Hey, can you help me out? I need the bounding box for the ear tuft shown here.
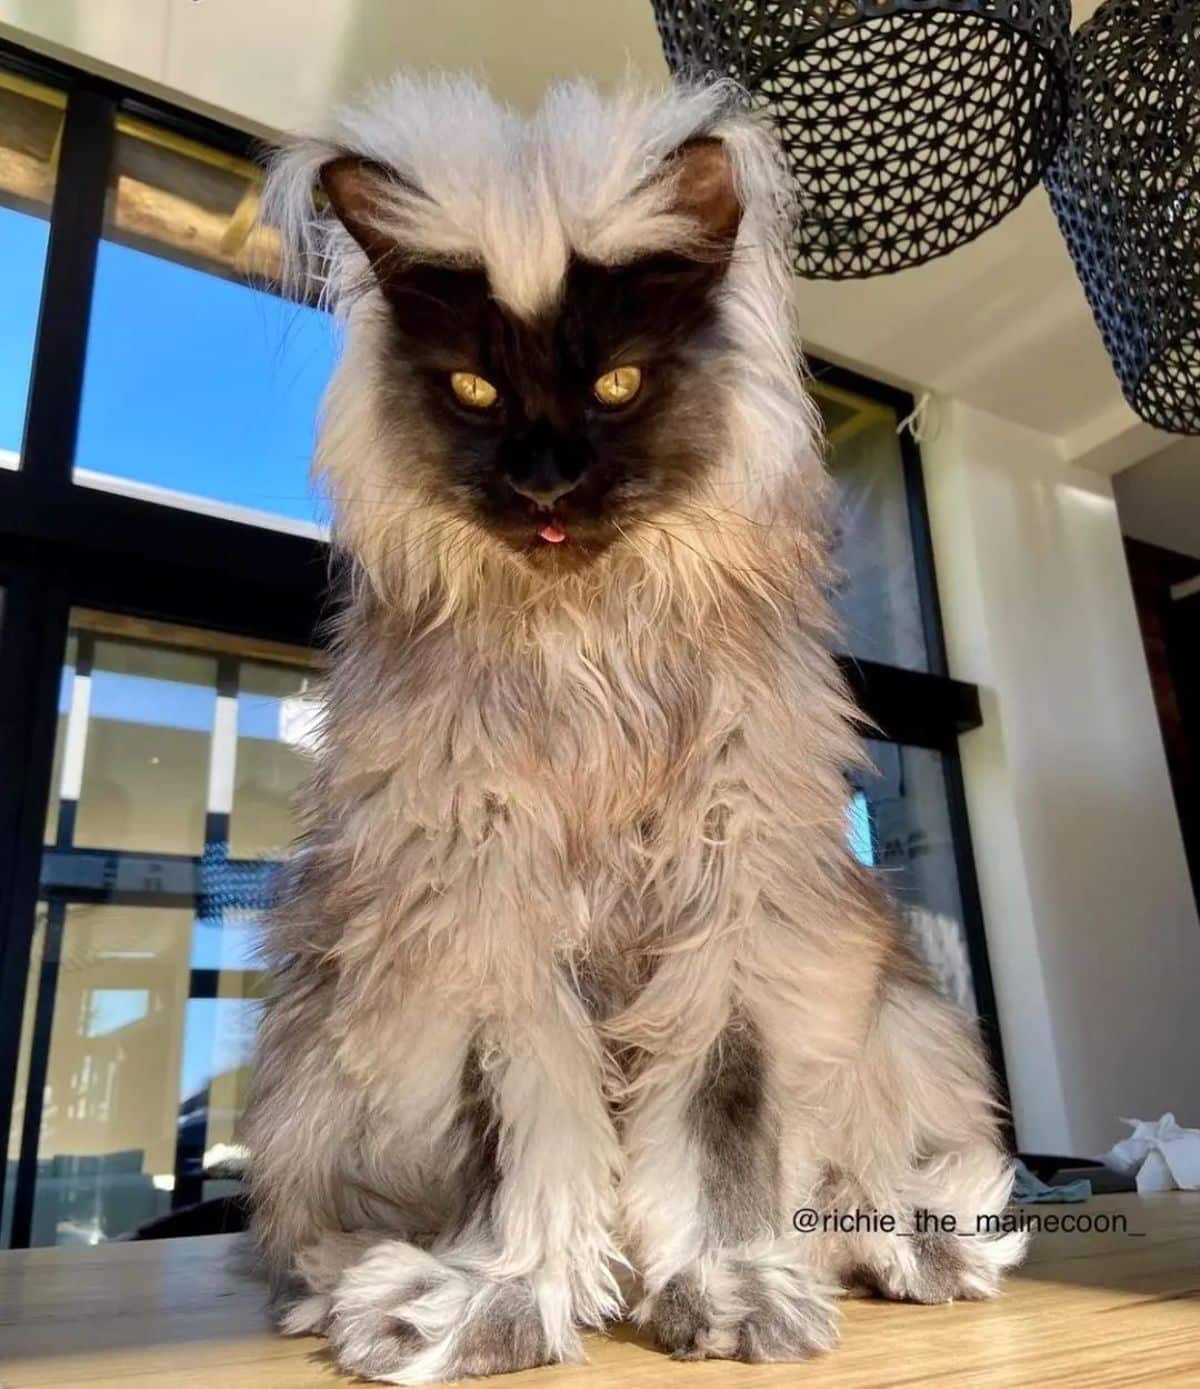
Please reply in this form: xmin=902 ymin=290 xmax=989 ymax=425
xmin=319 ymin=156 xmax=406 ymax=272
xmin=664 ymin=137 xmax=742 ymax=260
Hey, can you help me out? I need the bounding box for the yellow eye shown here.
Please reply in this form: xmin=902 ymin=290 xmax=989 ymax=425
xmin=450 ymin=371 xmax=499 ymax=409
xmin=593 ymin=365 xmax=643 ymax=407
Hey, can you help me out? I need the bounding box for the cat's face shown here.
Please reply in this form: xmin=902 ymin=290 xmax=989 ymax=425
xmin=321 ymin=142 xmax=742 ymax=567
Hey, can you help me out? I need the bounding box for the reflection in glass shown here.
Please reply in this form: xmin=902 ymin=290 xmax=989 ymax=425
xmin=181 ymin=987 xmax=262 ymax=1206
xmin=0 ymin=72 xmax=62 ymax=469
xmin=231 ymin=661 xmax=317 ymax=858
xmin=853 ymin=740 xmax=977 ymax=1014
xmin=10 ymin=612 xmax=315 ymax=1246
xmin=815 ymin=381 xmax=928 ymax=672
xmin=73 ymin=118 xmax=335 ymax=529
xmin=67 ymin=637 xmax=217 ymax=855
xmin=22 ymin=905 xmax=193 ymax=1246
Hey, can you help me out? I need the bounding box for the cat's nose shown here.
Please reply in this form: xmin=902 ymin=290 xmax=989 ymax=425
xmin=505 ymin=457 xmax=582 ymax=508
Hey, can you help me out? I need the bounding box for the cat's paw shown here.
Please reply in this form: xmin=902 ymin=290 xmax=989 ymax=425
xmin=326 ymin=1240 xmax=564 ymax=1384
xmin=861 ymin=1226 xmax=1029 ymax=1304
xmin=643 ymin=1256 xmax=839 ymax=1363
xmin=276 ymin=1230 xmax=383 ymax=1337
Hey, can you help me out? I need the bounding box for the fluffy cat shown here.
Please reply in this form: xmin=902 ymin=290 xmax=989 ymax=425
xmin=243 ymin=74 xmax=1024 ymax=1384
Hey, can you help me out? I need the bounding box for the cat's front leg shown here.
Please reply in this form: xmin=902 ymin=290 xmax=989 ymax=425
xmin=621 ymin=958 xmax=1024 ymax=1366
xmin=620 ymin=1002 xmax=840 ymax=1363
xmin=324 ymin=976 xmax=624 ymax=1385
xmin=814 ymin=967 xmax=1028 ymax=1306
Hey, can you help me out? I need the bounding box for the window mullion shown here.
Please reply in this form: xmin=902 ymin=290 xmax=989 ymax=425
xmin=0 ymin=571 xmax=70 ymax=1238
xmin=20 ymin=85 xmax=116 ymax=489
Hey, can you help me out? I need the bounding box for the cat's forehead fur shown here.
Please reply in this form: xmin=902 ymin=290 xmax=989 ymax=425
xmin=271 ymin=75 xmax=783 ymax=320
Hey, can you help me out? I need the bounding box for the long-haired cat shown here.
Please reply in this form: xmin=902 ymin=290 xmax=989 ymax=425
xmin=243 ymin=75 xmax=1024 ymax=1384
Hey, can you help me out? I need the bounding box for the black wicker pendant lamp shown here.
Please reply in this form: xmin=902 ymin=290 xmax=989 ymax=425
xmin=1045 ymin=1 xmax=1200 ymax=436
xmin=650 ymin=0 xmax=1073 ymax=280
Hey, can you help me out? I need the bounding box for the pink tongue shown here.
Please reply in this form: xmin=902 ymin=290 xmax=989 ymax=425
xmin=539 ymin=523 xmax=567 ymax=544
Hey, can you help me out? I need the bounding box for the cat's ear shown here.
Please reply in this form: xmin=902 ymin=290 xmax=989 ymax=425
xmin=319 ymin=156 xmax=488 ymax=348
xmin=597 ymin=136 xmax=743 ymax=318
xmin=662 ymin=136 xmax=743 ymax=264
xmin=587 ymin=137 xmax=743 ymax=327
xmin=319 ymin=155 xmax=414 ymax=278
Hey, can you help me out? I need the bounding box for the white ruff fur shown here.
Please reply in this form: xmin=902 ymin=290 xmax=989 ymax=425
xmin=244 ymin=74 xmax=1024 ymax=1385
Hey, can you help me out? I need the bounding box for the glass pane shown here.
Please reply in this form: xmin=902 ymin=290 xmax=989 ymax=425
xmin=12 ymin=611 xmax=316 ymax=1247
xmin=73 ymin=116 xmax=335 ymax=530
xmin=816 ymin=380 xmax=928 ymax=671
xmin=181 ymin=975 xmax=263 ymax=1205
xmin=852 ymin=740 xmax=977 ymax=1015
xmin=0 ymin=71 xmax=62 ymax=470
xmin=40 ymin=631 xmax=76 ymax=841
xmin=45 ymin=631 xmax=218 ymax=855
xmin=24 ymin=903 xmax=192 ymax=1246
xmin=230 ymin=660 xmax=317 ymax=858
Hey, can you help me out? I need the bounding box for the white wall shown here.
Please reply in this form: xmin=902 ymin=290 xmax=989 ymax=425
xmin=923 ymin=400 xmax=1200 ymax=1155
xmin=0 ymin=0 xmax=668 ymax=134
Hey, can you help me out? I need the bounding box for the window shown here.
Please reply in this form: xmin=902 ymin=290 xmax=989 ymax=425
xmin=853 ymin=740 xmax=978 ymax=1015
xmin=0 ymin=42 xmax=1006 ymax=1248
xmin=73 ymin=119 xmax=335 ymax=532
xmin=815 ymin=378 xmax=929 ymax=672
xmin=8 ymin=611 xmax=314 ymax=1246
xmin=0 ymin=72 xmax=61 ymax=470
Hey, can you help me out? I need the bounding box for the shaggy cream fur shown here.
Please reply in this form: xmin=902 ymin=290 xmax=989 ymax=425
xmin=243 ymin=74 xmax=1024 ymax=1385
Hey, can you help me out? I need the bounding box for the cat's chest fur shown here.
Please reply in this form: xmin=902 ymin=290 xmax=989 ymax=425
xmin=327 ymin=606 xmax=750 ymax=851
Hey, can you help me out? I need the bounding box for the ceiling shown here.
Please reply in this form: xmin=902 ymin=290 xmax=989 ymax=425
xmin=0 ymin=0 xmax=1185 ymax=476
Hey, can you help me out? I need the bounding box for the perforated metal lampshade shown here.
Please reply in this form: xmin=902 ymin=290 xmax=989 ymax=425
xmin=1045 ymin=0 xmax=1200 ymax=436
xmin=650 ymin=0 xmax=1073 ymax=280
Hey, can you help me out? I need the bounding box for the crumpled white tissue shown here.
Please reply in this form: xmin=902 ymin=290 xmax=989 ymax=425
xmin=1100 ymin=1114 xmax=1200 ymax=1192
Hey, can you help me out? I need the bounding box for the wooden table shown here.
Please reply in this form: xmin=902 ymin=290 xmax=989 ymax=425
xmin=1 ymin=1193 xmax=1198 ymax=1387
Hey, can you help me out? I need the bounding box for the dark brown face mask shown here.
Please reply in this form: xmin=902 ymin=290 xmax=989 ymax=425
xmin=318 ymin=139 xmax=743 ymax=565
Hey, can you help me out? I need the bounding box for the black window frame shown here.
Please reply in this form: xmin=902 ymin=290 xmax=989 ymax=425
xmin=0 ymin=37 xmax=1009 ymax=1246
